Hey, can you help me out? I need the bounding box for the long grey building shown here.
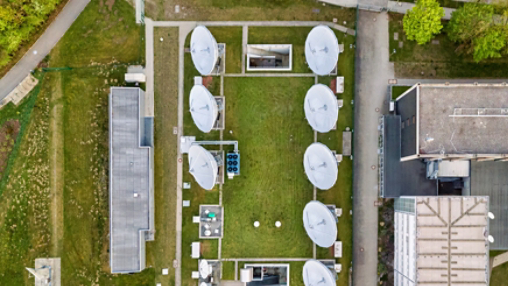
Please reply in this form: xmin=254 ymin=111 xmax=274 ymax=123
xmin=380 ymin=83 xmax=508 ymax=250
xmin=109 ymin=87 xmax=154 ymax=273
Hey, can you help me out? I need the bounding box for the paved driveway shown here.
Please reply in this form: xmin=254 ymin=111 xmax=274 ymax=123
xmin=352 ymin=10 xmax=394 ymax=286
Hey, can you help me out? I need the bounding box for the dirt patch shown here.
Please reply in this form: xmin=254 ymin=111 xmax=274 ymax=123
xmin=378 ymin=199 xmax=395 ymax=286
xmin=329 ymin=78 xmax=336 ymax=93
xmin=0 ymin=120 xmax=20 ymax=178
xmin=106 ymin=0 xmax=115 ymax=11
xmin=201 ymin=240 xmax=211 ymax=255
xmin=203 ymin=76 xmax=213 ymax=88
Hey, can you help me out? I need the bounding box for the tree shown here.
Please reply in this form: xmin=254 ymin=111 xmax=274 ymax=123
xmin=447 ymin=3 xmax=494 ymax=44
xmin=473 ymin=27 xmax=507 ymax=62
xmin=403 ymin=0 xmax=445 ymax=45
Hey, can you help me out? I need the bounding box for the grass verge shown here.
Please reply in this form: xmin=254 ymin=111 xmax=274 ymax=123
xmin=145 ymin=26 xmax=180 ymax=286
xmin=146 ymin=0 xmax=355 ymax=26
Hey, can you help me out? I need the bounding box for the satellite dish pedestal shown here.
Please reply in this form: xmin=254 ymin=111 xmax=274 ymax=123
xmin=26 ymin=265 xmax=51 ymax=285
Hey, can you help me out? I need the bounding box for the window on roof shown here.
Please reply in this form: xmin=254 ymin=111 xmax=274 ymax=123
xmin=401 ymin=121 xmax=404 ymax=129
xmin=413 ymin=116 xmax=415 ymax=124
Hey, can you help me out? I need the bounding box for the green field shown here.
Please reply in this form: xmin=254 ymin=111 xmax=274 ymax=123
xmin=182 ymin=27 xmax=355 ymax=286
xmin=145 ymin=0 xmax=356 ymax=26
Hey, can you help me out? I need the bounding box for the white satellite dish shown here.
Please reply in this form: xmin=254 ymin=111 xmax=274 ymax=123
xmin=199 ymin=259 xmax=211 ymax=278
xmin=304 ymin=143 xmax=338 ymax=190
xmin=303 ymin=201 xmax=337 ymax=247
xmin=488 ymin=212 xmax=495 ymax=219
xmin=488 ymin=235 xmax=495 ymax=243
xmin=304 ymin=84 xmax=338 ymax=133
xmin=190 ymin=85 xmax=218 ymax=133
xmin=305 ymin=25 xmax=339 ymax=76
xmin=191 ymin=26 xmax=219 ymax=75
xmin=189 ymin=145 xmax=218 ymax=190
xmin=303 ymin=260 xmax=336 ymax=286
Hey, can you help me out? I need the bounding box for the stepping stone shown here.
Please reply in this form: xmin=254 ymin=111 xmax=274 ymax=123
xmin=175 ymin=5 xmax=180 ymax=13
xmin=399 ymin=41 xmax=403 ymax=48
xmin=432 ymin=40 xmax=440 ymax=45
xmin=394 ymin=32 xmax=399 ymax=41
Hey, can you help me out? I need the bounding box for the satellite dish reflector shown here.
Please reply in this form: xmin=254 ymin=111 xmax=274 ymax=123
xmin=191 ymin=26 xmax=219 ymax=75
xmin=304 ymin=84 xmax=338 ymax=133
xmin=189 ymin=145 xmax=218 ymax=190
xmin=305 ymin=25 xmax=339 ymax=76
xmin=303 ymin=201 xmax=337 ymax=247
xmin=304 ymin=143 xmax=338 ymax=190
xmin=488 ymin=212 xmax=495 ymax=219
xmin=199 ymin=260 xmax=211 ymax=278
xmin=303 ymin=260 xmax=336 ymax=286
xmin=190 ymin=85 xmax=218 ymax=133
xmin=489 ymin=235 xmax=495 ymax=243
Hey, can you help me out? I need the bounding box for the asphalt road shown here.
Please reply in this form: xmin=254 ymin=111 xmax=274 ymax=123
xmin=352 ymin=10 xmax=394 ymax=286
xmin=0 ymin=0 xmax=91 ymax=100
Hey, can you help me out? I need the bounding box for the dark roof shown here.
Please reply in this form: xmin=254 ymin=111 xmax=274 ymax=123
xmin=395 ymin=88 xmax=417 ymax=158
xmin=471 ymin=161 xmax=508 ymax=250
xmin=382 ymin=115 xmax=437 ymax=198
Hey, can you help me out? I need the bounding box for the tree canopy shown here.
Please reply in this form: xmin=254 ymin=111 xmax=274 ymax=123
xmin=446 ymin=3 xmax=508 ymax=62
xmin=403 ymin=0 xmax=445 ymax=45
xmin=447 ymin=3 xmax=494 ymax=44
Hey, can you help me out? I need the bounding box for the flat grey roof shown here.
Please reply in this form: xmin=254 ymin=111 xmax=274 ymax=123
xmin=382 ymin=115 xmax=437 ymax=198
xmin=109 ymin=87 xmax=153 ymax=273
xmin=471 ymin=161 xmax=508 ymax=250
xmin=417 ymin=84 xmax=508 ymax=155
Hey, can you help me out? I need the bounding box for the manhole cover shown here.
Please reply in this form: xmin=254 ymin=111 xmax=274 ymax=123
xmin=371 ymin=165 xmax=376 ymax=170
xmin=360 ymin=247 xmax=364 ymax=252
xmin=375 ymin=108 xmax=380 ymax=112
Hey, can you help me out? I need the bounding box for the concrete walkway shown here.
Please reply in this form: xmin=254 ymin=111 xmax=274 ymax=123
xmin=395 ymin=78 xmax=508 ymax=85
xmin=493 ymin=251 xmax=508 ymax=268
xmin=387 ymin=1 xmax=455 ymax=20
xmin=320 ymin=0 xmax=455 ymax=19
xmin=0 ymin=0 xmax=91 ymax=100
xmin=352 ymin=11 xmax=394 ymax=286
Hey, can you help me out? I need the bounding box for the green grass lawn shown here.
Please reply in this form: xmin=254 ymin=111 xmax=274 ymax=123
xmin=182 ymin=26 xmax=355 ymax=286
xmin=391 ymin=86 xmax=411 ymax=100
xmin=389 ymin=13 xmax=508 ymax=78
xmin=220 ymin=76 xmax=315 ymax=258
xmin=146 ymin=0 xmax=356 ymax=26
xmin=490 ymin=251 xmax=508 ymax=285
